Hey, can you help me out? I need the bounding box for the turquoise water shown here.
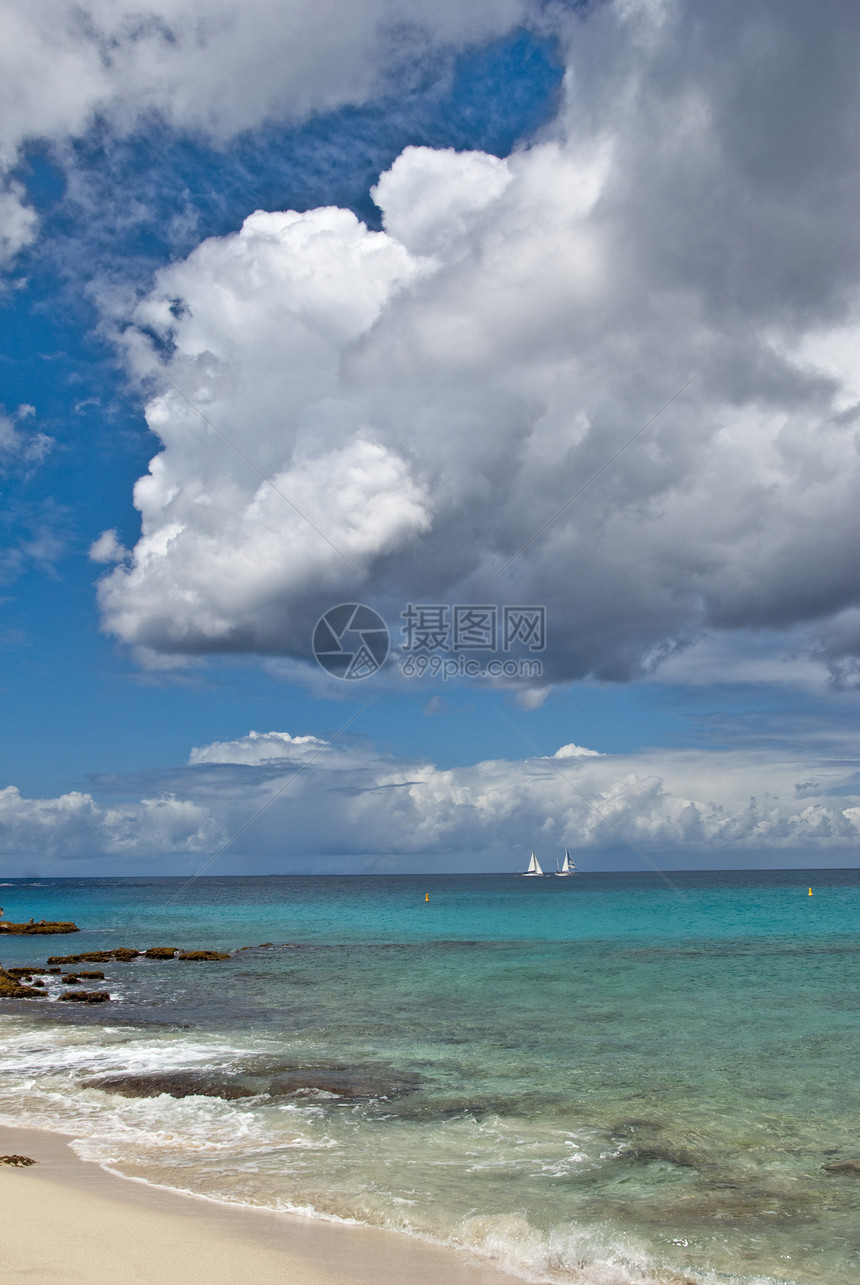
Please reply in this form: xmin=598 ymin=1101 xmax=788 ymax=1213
xmin=1 ymin=872 xmax=859 ymax=1284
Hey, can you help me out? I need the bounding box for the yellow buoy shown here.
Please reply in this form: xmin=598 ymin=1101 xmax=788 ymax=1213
xmin=425 ymin=892 xmax=430 ymax=903
xmin=808 ymin=887 xmax=813 ymax=896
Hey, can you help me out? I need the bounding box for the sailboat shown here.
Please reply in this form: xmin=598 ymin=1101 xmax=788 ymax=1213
xmin=521 ymin=851 xmax=544 ymax=877
xmin=555 ymin=848 xmax=577 ymax=877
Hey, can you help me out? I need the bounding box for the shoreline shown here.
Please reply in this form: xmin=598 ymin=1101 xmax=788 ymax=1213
xmin=0 ymin=1123 xmax=519 ymax=1285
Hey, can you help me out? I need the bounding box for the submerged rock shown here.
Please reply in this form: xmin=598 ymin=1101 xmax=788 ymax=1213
xmin=267 ymin=1065 xmax=423 ymax=1101
xmin=625 ymin=1145 xmax=700 ymax=1169
xmin=85 ymin=1062 xmax=423 ymax=1103
xmin=75 ymin=970 xmax=105 ymax=979
xmin=823 ymin=1158 xmax=860 ymax=1174
xmin=84 ymin=1072 xmax=257 ymax=1100
xmin=177 ymin=950 xmax=230 ymax=961
xmin=58 ymin=990 xmax=110 ymax=1003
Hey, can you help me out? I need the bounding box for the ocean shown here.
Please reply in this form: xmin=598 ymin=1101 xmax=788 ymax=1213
xmin=1 ymin=871 xmax=858 ymax=1284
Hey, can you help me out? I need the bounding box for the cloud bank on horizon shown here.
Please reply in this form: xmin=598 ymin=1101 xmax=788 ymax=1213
xmin=5 ymin=729 xmax=858 ymax=878
xmin=1 ymin=729 xmax=859 ymax=871
xmin=68 ymin=0 xmax=860 ymax=687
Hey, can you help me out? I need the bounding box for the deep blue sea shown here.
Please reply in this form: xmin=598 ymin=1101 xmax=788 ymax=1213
xmin=1 ymin=871 xmax=859 ymax=1284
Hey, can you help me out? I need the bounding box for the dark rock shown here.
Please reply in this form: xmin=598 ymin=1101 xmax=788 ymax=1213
xmin=76 ymin=970 xmax=105 ymax=979
xmin=0 ymin=921 xmax=79 ymax=935
xmin=6 ymin=966 xmax=38 ymax=977
xmin=144 ymin=947 xmax=179 ymax=959
xmin=47 ymin=967 xmax=61 ymax=974
xmin=177 ymin=951 xmax=230 ymax=961
xmin=111 ymin=948 xmax=140 ymax=961
xmin=823 ymin=1159 xmax=860 ymax=1174
xmin=47 ymin=951 xmax=112 ymax=965
xmin=85 ymin=1063 xmax=423 ymax=1103
xmin=61 ymin=975 xmax=82 ymax=984
xmin=0 ymin=1155 xmax=36 ymax=1166
xmin=267 ymin=1066 xmax=424 ymax=1100
xmin=84 ymin=1072 xmax=257 ymax=1101
xmin=0 ymin=966 xmax=47 ymax=1000
xmin=58 ymin=990 xmax=110 ymax=1003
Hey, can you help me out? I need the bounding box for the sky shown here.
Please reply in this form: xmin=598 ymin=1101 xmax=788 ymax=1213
xmin=1 ymin=0 xmax=859 ymax=876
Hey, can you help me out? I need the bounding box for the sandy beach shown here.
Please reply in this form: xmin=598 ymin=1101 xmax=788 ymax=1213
xmin=0 ymin=1124 xmax=516 ymax=1285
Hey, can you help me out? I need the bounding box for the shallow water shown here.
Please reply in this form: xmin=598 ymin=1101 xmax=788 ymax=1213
xmin=1 ymin=872 xmax=859 ymax=1283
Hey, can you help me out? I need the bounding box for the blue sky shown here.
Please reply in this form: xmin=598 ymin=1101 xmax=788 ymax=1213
xmin=1 ymin=1 xmax=860 ymax=874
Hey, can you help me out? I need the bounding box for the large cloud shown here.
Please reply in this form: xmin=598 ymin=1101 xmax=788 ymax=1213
xmin=96 ymin=0 xmax=860 ymax=682
xmin=1 ymin=730 xmax=859 ymax=873
xmin=0 ymin=785 xmax=217 ymax=860
xmin=0 ymin=0 xmax=529 ymax=263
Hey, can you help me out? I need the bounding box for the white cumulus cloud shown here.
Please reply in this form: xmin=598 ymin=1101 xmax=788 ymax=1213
xmin=97 ymin=0 xmax=860 ymax=685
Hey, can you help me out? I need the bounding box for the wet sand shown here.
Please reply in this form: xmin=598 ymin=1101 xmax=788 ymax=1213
xmin=0 ymin=1124 xmax=516 ymax=1285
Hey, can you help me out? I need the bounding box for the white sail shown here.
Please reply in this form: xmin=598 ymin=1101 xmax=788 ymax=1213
xmin=555 ymin=848 xmax=577 ymax=876
xmin=522 ymin=851 xmax=543 ymax=876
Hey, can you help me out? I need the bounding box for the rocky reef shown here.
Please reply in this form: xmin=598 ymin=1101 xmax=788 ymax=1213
xmin=47 ymin=949 xmax=138 ymax=964
xmin=58 ymin=990 xmax=110 ymax=1004
xmin=2 ymin=940 xmax=234 ymax=1005
xmin=0 ymin=920 xmax=79 ymax=935
xmin=0 ymin=1155 xmax=36 ymax=1166
xmin=177 ymin=950 xmax=231 ymax=961
xmin=0 ymin=965 xmax=46 ymax=999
